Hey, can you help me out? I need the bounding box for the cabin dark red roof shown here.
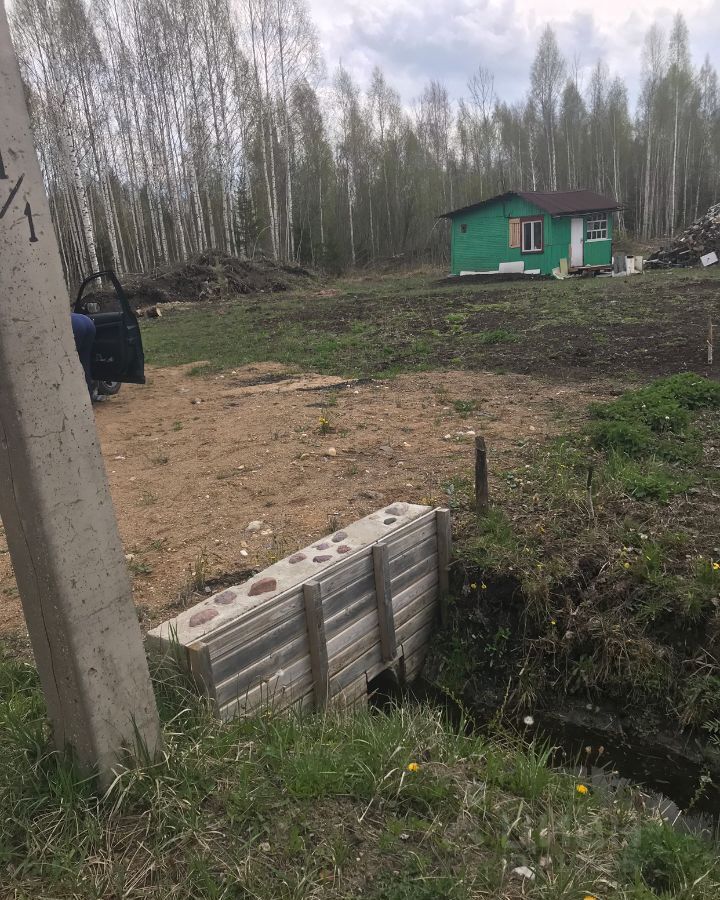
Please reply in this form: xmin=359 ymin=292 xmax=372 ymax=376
xmin=441 ymin=190 xmax=621 ymax=219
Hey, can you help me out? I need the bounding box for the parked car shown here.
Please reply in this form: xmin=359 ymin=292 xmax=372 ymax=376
xmin=73 ymin=270 xmax=145 ymax=399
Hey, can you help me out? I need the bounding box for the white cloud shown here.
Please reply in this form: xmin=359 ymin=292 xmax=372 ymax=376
xmin=307 ymin=0 xmax=720 ymax=109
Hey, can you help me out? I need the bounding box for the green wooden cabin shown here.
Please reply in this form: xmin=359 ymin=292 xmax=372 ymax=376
xmin=441 ymin=190 xmax=621 ymax=276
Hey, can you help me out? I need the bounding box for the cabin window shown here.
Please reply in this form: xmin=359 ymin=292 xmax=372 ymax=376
xmin=586 ymin=214 xmax=607 ymax=241
xmin=460 ymin=223 xmax=468 ymax=234
xmin=522 ymin=218 xmax=543 ymax=253
xmin=509 ymin=218 xmax=521 ymax=248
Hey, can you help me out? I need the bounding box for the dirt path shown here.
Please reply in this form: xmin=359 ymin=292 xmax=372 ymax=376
xmin=0 ymin=364 xmax=615 ymax=636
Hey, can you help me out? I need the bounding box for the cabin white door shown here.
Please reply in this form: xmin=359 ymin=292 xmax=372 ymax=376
xmin=570 ymin=217 xmax=584 ymax=267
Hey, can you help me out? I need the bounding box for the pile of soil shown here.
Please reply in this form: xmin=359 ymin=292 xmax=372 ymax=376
xmin=87 ymin=251 xmax=314 ymax=311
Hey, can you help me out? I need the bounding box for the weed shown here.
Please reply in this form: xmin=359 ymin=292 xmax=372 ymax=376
xmin=317 ymin=413 xmax=334 ymax=435
xmin=172 ymin=420 xmax=183 ymax=431
xmin=452 ymin=399 xmax=477 ymax=418
xmin=150 ymin=454 xmax=169 ymax=466
xmin=127 ymin=558 xmax=153 ymax=576
xmin=188 ymin=550 xmax=209 ymax=592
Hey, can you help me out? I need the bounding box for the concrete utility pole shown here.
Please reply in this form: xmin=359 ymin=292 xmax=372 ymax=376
xmin=0 ymin=3 xmax=161 ymax=784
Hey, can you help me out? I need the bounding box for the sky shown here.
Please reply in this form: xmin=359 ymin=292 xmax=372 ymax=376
xmin=307 ymin=0 xmax=720 ymax=108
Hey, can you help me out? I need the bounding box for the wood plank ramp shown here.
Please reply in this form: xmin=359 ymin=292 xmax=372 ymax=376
xmin=147 ymin=503 xmax=451 ymax=720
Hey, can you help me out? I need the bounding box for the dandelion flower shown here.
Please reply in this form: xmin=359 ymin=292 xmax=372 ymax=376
xmin=523 ymin=715 xmax=535 ymax=726
xmin=623 ymin=562 xmax=630 ymax=569
xmin=470 ymin=583 xmax=477 ymax=590
xmin=575 ymin=783 xmax=589 ymax=795
xmin=583 ymin=895 xmax=598 ymax=900
xmin=713 ymin=562 xmax=720 ymax=571
xmin=407 ymin=762 xmax=420 ymax=773
xmin=481 ymin=583 xmax=487 ymax=590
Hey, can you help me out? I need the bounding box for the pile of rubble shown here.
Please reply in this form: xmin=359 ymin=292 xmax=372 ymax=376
xmin=647 ymin=202 xmax=720 ymax=268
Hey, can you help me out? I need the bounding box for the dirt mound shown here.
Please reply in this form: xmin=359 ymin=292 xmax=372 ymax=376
xmin=647 ymin=202 xmax=720 ymax=267
xmin=88 ymin=251 xmax=314 ymax=310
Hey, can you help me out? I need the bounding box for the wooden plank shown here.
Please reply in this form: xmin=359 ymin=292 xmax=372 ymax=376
xmin=304 ymin=581 xmax=329 ymax=710
xmin=219 ymin=667 xmax=314 ymax=721
xmin=213 ymin=619 xmax=310 ymax=708
xmin=373 ymin=543 xmax=397 ymax=663
xmin=385 ymin=513 xmax=438 ymax=560
xmin=390 ymin=549 xmax=438 ymax=595
xmin=323 ymin=587 xmax=377 ymax=640
xmin=391 ymin=568 xmax=438 ymax=617
xmin=388 ymin=533 xmax=438 ymax=577
xmin=187 ymin=640 xmax=216 ymax=703
xmin=207 ymin=587 xmax=305 ymax=660
xmin=436 ymin=508 xmax=451 ymax=627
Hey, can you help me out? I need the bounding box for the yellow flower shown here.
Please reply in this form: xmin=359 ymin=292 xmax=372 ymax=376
xmin=623 ymin=562 xmax=630 ymax=569
xmin=575 ymin=783 xmax=589 ymax=795
xmin=583 ymin=895 xmax=598 ymax=900
xmin=470 ymin=583 xmax=477 ymax=590
xmin=550 ymin=619 xmax=557 ymax=625
xmin=713 ymin=562 xmax=720 ymax=571
xmin=407 ymin=762 xmax=420 ymax=773
xmin=480 ymin=582 xmax=487 ymax=590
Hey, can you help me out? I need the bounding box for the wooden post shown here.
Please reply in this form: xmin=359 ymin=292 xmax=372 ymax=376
xmin=303 ymin=582 xmax=329 ymax=709
xmin=708 ymin=317 xmax=714 ymax=366
xmin=372 ymin=543 xmax=397 ymax=662
xmin=436 ymin=508 xmax=452 ymax=628
xmin=475 ymin=435 xmax=489 ymax=515
xmin=0 ymin=8 xmax=161 ymax=785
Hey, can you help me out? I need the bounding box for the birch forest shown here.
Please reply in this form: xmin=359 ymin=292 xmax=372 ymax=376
xmin=10 ymin=2 xmax=720 ymax=282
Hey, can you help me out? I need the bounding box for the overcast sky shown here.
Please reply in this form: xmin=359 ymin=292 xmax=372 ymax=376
xmin=307 ymin=0 xmax=720 ymax=109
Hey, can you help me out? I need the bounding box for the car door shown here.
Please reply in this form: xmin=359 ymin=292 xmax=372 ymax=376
xmin=73 ymin=271 xmax=146 ymax=384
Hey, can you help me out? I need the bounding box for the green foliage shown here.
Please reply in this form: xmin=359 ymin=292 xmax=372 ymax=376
xmin=3 ymin=649 xmax=720 ymax=898
xmin=620 ymin=822 xmax=719 ymax=895
xmin=588 ymin=373 xmax=720 ymax=461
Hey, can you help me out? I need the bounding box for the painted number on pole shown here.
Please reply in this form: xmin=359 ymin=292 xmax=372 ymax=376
xmin=0 ymin=149 xmax=38 ymax=242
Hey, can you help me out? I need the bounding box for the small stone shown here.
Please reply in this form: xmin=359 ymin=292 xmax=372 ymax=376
xmin=402 ymin=441 xmax=411 ymax=448
xmin=239 ymin=549 xmax=249 ymax=557
xmin=325 ymin=447 xmax=337 ymax=457
xmin=336 ymin=545 xmax=351 ymax=554
xmin=248 ymin=577 xmax=277 ymax=597
xmin=289 ymin=553 xmax=306 ymax=564
xmin=260 ymin=529 xmax=273 ymax=536
xmin=189 ymin=608 xmax=219 ymax=627
xmin=125 ymin=553 xmax=134 ymax=561
xmin=214 ymin=590 xmax=236 ymax=605
xmin=204 ymin=586 xmax=212 ymax=594
xmin=114 ymin=455 xmax=126 ymax=460
xmin=465 ymin=430 xmax=475 ymax=437
xmin=383 ymin=517 xmax=397 ymax=525
xmin=512 ymin=866 xmax=535 ymax=881
xmin=246 ymin=520 xmax=264 ymax=533
xmin=444 ymin=433 xmax=452 ymax=440
xmin=331 ymin=531 xmax=347 ymax=543
xmin=313 ymin=554 xmax=332 ymax=563
xmin=529 ymin=425 xmax=536 ymax=432
xmin=192 ymin=398 xmax=202 ymax=404
xmin=315 ymin=542 xmax=330 ymax=550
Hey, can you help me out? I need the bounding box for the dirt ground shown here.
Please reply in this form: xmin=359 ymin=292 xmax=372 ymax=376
xmin=0 ymin=363 xmax=616 ymax=637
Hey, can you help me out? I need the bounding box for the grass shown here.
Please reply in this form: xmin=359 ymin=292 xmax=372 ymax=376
xmin=139 ymin=268 xmax=720 ymax=380
xmin=1 ymin=649 xmax=719 ymax=898
xmin=433 ymin=373 xmax=720 ymax=743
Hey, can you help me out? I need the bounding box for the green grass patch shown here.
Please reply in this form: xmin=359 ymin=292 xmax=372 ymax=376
xmin=2 ymin=649 xmax=720 ymax=898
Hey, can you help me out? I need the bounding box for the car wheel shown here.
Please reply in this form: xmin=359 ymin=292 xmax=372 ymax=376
xmin=97 ymin=380 xmax=122 ymax=396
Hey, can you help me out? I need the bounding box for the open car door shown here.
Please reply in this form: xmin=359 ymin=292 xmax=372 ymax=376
xmin=73 ymin=270 xmax=145 ymax=385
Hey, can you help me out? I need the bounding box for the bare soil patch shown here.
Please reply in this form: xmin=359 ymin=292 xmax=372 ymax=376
xmin=0 ymin=364 xmax=615 ymax=636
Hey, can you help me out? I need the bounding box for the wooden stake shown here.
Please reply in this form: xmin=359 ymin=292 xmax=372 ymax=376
xmin=436 ymin=508 xmax=452 ymax=628
xmin=303 ymin=581 xmax=329 ymax=710
xmin=708 ymin=316 xmax=714 ymax=366
xmin=372 ymin=543 xmax=397 ymax=662
xmin=475 ymin=435 xmax=489 ymax=515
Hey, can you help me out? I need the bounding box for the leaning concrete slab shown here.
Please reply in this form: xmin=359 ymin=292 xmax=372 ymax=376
xmin=148 ymin=503 xmax=451 ymax=719
xmin=0 ymin=6 xmax=161 ymax=784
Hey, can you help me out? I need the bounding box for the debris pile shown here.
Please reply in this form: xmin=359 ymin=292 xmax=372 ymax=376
xmin=647 ymin=202 xmax=720 ymax=267
xmin=85 ymin=251 xmax=314 ymax=312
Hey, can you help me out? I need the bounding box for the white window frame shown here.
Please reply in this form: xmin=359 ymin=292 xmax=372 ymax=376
xmin=586 ymin=213 xmax=608 ymax=242
xmin=521 ymin=218 xmax=543 ymax=253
